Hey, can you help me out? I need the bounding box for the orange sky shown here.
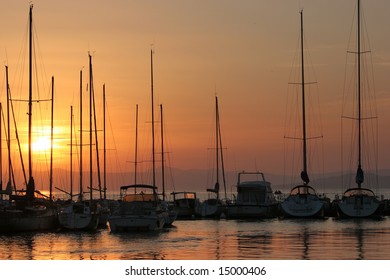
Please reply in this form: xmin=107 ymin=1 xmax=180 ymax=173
xmin=0 ymin=0 xmax=390 ymax=192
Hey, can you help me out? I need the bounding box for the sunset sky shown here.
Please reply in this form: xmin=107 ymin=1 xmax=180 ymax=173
xmin=0 ymin=0 xmax=390 ymax=192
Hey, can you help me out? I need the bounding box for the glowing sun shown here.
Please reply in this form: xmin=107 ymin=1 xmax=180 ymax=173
xmin=32 ymin=136 xmax=51 ymax=152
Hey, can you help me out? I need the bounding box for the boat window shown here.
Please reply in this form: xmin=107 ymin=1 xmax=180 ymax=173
xmin=123 ymin=193 xmax=156 ymax=202
xmin=183 ymin=193 xmax=195 ymax=199
xmin=290 ymin=186 xmax=316 ymax=195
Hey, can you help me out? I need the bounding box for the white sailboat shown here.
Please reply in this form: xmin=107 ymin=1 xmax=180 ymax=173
xmin=196 ymin=96 xmax=227 ymax=218
xmin=108 ymin=184 xmax=166 ymax=231
xmin=0 ymin=68 xmax=12 ymax=208
xmin=108 ymin=48 xmax=169 ymax=231
xmin=58 ymin=67 xmax=99 ymax=231
xmin=337 ymin=0 xmax=380 ymax=218
xmin=159 ymin=104 xmax=177 ymax=226
xmin=280 ymin=11 xmax=325 ymax=218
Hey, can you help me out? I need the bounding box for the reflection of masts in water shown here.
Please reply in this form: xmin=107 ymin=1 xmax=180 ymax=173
xmin=302 ymin=227 xmax=309 ymax=260
xmin=356 ymin=225 xmax=364 ymax=259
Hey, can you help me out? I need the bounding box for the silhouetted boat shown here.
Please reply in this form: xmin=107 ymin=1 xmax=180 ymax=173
xmin=57 ymin=96 xmax=98 ymax=231
xmin=108 ymin=185 xmax=167 ymax=231
xmin=226 ymin=171 xmax=278 ymax=219
xmin=280 ymin=11 xmax=326 ymax=218
xmin=0 ymin=5 xmax=58 ymax=232
xmin=170 ymin=191 xmax=200 ymax=219
xmin=159 ymin=104 xmax=177 ymax=226
xmin=337 ymin=0 xmax=380 ymax=218
xmin=196 ymin=96 xmax=227 ymax=219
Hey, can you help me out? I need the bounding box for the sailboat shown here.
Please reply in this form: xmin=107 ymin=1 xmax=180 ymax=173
xmin=57 ymin=76 xmax=99 ymax=231
xmin=226 ymin=171 xmax=278 ymax=219
xmin=196 ymin=96 xmax=227 ymax=218
xmin=108 ymin=49 xmax=169 ymax=231
xmin=159 ymin=104 xmax=177 ymax=226
xmin=280 ymin=11 xmax=326 ymax=218
xmin=0 ymin=67 xmax=12 ymax=207
xmin=96 ymin=84 xmax=111 ymax=227
xmin=337 ymin=0 xmax=380 ymax=218
xmin=0 ymin=5 xmax=58 ymax=232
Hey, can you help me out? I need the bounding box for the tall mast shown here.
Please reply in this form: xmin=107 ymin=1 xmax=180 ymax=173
xmin=0 ymin=102 xmax=2 ymax=197
xmin=70 ymin=106 xmax=73 ymax=198
xmin=6 ymin=66 xmax=11 ymax=188
xmin=150 ymin=48 xmax=156 ymax=187
xmin=28 ymin=4 xmax=33 ymax=182
xmin=50 ymin=76 xmax=54 ymax=202
xmin=26 ymin=4 xmax=35 ymax=204
xmin=92 ymin=78 xmax=102 ymax=200
xmin=134 ymin=104 xmax=138 ymax=186
xmin=215 ymin=96 xmax=220 ymax=199
xmin=357 ymin=0 xmax=363 ymax=188
xmin=160 ymin=104 xmax=165 ymax=200
xmin=103 ymin=84 xmax=106 ymax=200
xmin=218 ymin=107 xmax=227 ymax=201
xmin=79 ymin=69 xmax=83 ymax=200
xmin=89 ymin=53 xmax=93 ymax=202
xmin=300 ymin=10 xmax=308 ymax=184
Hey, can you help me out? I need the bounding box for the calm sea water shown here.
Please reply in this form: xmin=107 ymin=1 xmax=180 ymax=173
xmin=1 ymin=217 xmax=390 ymax=260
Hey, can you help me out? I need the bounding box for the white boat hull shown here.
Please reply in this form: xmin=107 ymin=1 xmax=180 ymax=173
xmin=281 ymin=194 xmax=324 ymax=218
xmin=338 ymin=195 xmax=379 ymax=218
xmin=196 ymin=199 xmax=226 ymax=218
xmin=58 ymin=203 xmax=99 ymax=230
xmin=58 ymin=212 xmax=99 ymax=230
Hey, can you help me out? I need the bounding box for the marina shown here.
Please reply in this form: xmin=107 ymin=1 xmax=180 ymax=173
xmin=1 ymin=0 xmax=390 ymax=267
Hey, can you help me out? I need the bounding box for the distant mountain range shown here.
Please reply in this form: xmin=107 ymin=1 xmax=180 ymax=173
xmin=30 ymin=167 xmax=390 ymax=199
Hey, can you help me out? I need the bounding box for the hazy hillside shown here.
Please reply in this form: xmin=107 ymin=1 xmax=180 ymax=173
xmin=29 ymin=167 xmax=390 ymax=199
